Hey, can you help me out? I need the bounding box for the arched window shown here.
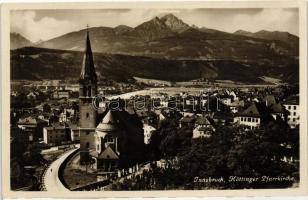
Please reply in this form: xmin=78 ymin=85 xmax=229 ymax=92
xmin=86 ymin=113 xmax=89 ymax=118
xmin=87 ymin=85 xmax=91 ymax=97
xmin=86 ymin=142 xmax=90 ymax=148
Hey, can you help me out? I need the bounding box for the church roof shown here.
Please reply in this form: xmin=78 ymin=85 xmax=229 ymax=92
xmin=98 ymin=146 xmax=119 ymax=160
xmin=79 ymin=28 xmax=97 ymax=83
xmin=96 ymin=110 xmax=118 ymax=132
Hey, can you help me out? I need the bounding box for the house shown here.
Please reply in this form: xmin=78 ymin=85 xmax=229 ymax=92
xmin=229 ymin=100 xmax=245 ymax=113
xmin=65 ymin=84 xmax=80 ymax=92
xmin=43 ymin=122 xmax=71 ymax=145
xmin=160 ymin=98 xmax=169 ymax=108
xmin=234 ymin=102 xmax=271 ymax=130
xmin=192 ymin=116 xmax=216 ymax=138
xmin=59 ymin=108 xmax=75 ymax=122
xmin=68 ymin=122 xmax=80 ymax=142
xmin=228 ymin=90 xmax=239 ymax=101
xmin=283 ymin=96 xmax=299 ymax=128
xmin=26 ymin=91 xmax=38 ymax=100
xmin=218 ymin=94 xmax=233 ymax=106
xmin=17 ymin=116 xmax=48 ymax=141
xmin=143 ymin=123 xmax=157 ymax=144
xmin=53 ymin=90 xmax=70 ymax=99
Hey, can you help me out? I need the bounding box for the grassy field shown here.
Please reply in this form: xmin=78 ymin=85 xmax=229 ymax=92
xmin=62 ymin=153 xmax=97 ymax=190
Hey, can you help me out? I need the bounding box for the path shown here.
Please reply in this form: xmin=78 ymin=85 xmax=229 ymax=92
xmin=42 ymin=148 xmax=77 ymax=191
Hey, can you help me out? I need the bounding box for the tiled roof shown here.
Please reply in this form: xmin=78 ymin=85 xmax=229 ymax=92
xmin=238 ymin=102 xmax=270 ymax=117
xmin=98 ymin=146 xmax=119 ymax=159
xmin=96 ymin=110 xmax=119 ymax=132
xmin=195 ymin=117 xmax=211 ymax=125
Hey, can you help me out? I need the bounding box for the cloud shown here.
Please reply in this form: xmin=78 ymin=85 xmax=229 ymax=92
xmin=11 ymin=11 xmax=79 ymax=42
xmin=231 ymin=8 xmax=298 ymax=35
xmin=177 ymin=8 xmax=298 ymax=36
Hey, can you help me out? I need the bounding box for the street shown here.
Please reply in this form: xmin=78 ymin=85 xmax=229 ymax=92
xmin=43 ymin=148 xmax=77 ymax=192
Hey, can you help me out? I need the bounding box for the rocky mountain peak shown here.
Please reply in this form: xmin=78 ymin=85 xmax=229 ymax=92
xmin=160 ymin=13 xmax=190 ymax=33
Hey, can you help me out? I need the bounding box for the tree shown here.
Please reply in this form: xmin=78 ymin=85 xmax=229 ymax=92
xmin=43 ymin=103 xmax=51 ymax=113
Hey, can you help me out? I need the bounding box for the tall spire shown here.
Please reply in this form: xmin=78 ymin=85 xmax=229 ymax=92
xmin=79 ymin=25 xmax=97 ymax=82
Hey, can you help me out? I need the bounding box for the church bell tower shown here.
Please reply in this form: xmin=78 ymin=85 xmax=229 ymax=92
xmin=79 ymin=27 xmax=97 ymax=129
xmin=79 ymin=27 xmax=98 ymax=163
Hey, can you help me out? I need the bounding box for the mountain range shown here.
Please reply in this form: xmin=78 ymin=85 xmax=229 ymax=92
xmin=31 ymin=14 xmax=299 ymax=60
xmin=10 ymin=33 xmax=32 ymax=50
xmin=10 ymin=14 xmax=299 ymax=83
xmin=233 ymin=29 xmax=299 ymax=51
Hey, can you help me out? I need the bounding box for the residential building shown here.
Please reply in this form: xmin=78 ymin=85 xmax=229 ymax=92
xmin=192 ymin=116 xmax=216 ymax=138
xmin=283 ymin=96 xmax=300 ymax=128
xmin=43 ymin=123 xmax=71 ymax=145
xmin=53 ymin=90 xmax=70 ymax=99
xmin=234 ymin=102 xmax=271 ymax=130
xmin=17 ymin=116 xmax=48 ymax=141
xmin=143 ymin=123 xmax=156 ymax=144
xmin=229 ymin=100 xmax=245 ymax=113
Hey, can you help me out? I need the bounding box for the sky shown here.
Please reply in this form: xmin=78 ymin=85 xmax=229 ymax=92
xmin=11 ymin=8 xmax=299 ymax=42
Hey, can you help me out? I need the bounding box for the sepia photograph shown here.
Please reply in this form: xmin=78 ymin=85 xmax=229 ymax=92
xmin=1 ymin=0 xmax=308 ymax=198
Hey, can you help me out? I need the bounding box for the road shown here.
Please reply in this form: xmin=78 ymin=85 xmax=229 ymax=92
xmin=43 ymin=148 xmax=77 ymax=192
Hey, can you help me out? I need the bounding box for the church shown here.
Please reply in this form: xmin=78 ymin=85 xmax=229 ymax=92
xmin=78 ymin=28 xmax=145 ymax=171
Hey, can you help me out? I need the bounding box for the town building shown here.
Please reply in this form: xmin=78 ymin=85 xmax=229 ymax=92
xmin=143 ymin=123 xmax=156 ymax=144
xmin=59 ymin=108 xmax=75 ymax=123
xmin=234 ymin=102 xmax=271 ymax=130
xmin=53 ymin=90 xmax=70 ymax=99
xmin=192 ymin=116 xmax=216 ymax=138
xmin=43 ymin=122 xmax=71 ymax=145
xmin=283 ymin=96 xmax=299 ymax=128
xmin=229 ymin=100 xmax=245 ymax=113
xmin=17 ymin=116 xmax=48 ymax=141
xmin=26 ymin=91 xmax=39 ymax=100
